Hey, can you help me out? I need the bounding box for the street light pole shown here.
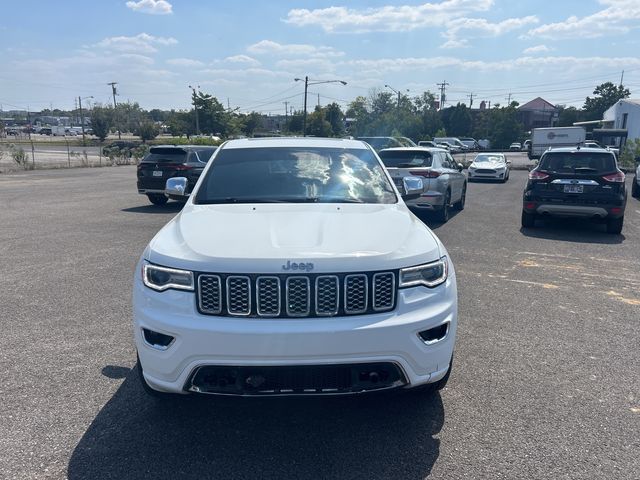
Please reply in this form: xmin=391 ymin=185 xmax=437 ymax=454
xmin=78 ymin=95 xmax=93 ymax=145
xmin=189 ymin=85 xmax=200 ymax=135
xmin=384 ymin=84 xmax=408 ymax=114
xmin=295 ymin=77 xmax=347 ymax=137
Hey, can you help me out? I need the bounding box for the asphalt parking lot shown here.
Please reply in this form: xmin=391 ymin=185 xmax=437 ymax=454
xmin=1 ymin=167 xmax=638 ymax=479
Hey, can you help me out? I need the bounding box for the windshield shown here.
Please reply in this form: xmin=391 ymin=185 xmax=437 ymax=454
xmin=538 ymin=152 xmax=616 ymax=173
xmin=378 ymin=150 xmax=433 ymax=168
xmin=474 ymin=155 xmax=504 ymax=163
xmin=143 ymin=148 xmax=188 ymax=163
xmin=195 ymin=147 xmax=397 ymax=204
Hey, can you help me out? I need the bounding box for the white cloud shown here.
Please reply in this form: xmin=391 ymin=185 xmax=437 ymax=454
xmin=441 ymin=15 xmax=538 ymax=48
xmin=95 ymin=33 xmax=177 ymax=54
xmin=197 ymin=67 xmax=292 ymax=79
xmin=524 ymin=0 xmax=640 ymax=39
xmin=126 ymin=0 xmax=173 ymax=15
xmin=247 ymin=40 xmax=344 ymax=58
xmin=523 ymin=44 xmax=552 ymax=54
xmin=284 ymin=0 xmax=494 ymax=33
xmin=166 ymin=58 xmax=205 ymax=67
xmin=224 ymin=55 xmax=261 ymax=66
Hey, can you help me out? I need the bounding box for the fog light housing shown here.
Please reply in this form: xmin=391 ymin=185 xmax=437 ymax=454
xmin=142 ymin=328 xmax=175 ymax=350
xmin=418 ymin=323 xmax=449 ymax=345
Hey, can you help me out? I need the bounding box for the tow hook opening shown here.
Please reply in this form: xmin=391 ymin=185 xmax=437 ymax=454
xmin=418 ymin=323 xmax=449 ymax=345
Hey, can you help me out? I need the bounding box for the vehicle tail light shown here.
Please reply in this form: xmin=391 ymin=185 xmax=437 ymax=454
xmin=174 ymin=164 xmax=194 ymax=171
xmin=410 ymin=170 xmax=440 ymax=178
xmin=528 ymin=170 xmax=549 ymax=181
xmin=602 ymin=171 xmax=625 ymax=183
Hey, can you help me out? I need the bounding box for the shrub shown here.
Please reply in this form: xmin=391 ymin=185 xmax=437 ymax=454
xmin=10 ymin=145 xmax=33 ymax=170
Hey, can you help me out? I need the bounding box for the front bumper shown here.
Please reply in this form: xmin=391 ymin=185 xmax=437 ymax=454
xmin=468 ymin=169 xmax=506 ymax=180
xmin=133 ymin=262 xmax=457 ymax=395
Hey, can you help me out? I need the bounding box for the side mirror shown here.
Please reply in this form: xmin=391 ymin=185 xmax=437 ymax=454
xmin=402 ymin=176 xmax=424 ymax=201
xmin=166 ymin=177 xmax=188 ymax=198
xmin=506 ymin=159 xmax=512 ymax=165
xmin=457 ymin=163 xmax=464 ymax=172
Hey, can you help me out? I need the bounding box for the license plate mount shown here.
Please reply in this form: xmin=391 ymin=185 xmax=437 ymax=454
xmin=152 ymin=170 xmax=163 ymax=177
xmin=563 ymin=184 xmax=583 ymax=193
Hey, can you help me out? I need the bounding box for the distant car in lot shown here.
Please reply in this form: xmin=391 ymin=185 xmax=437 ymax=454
xmin=39 ymin=127 xmax=52 ymax=136
xmin=437 ymin=141 xmax=462 ymax=153
xmin=418 ymin=140 xmax=437 ymax=148
xmin=137 ymin=145 xmax=217 ymax=205
xmin=521 ymin=147 xmax=626 ymax=234
xmin=379 ymin=147 xmax=466 ymax=222
xmin=433 ymin=137 xmax=468 ymax=152
xmin=468 ymin=153 xmax=510 ymax=182
xmin=522 ymin=140 xmax=531 ymax=151
xmin=509 ymin=142 xmax=522 ymax=151
xmin=458 ymin=137 xmax=479 ymax=150
xmin=632 ymin=161 xmax=640 ymax=198
xmin=356 ymin=136 xmax=417 ymax=151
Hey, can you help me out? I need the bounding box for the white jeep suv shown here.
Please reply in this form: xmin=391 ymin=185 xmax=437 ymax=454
xmin=133 ymin=137 xmax=457 ymax=397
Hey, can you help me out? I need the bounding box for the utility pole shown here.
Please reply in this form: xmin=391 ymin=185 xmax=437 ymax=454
xmin=317 ymin=93 xmax=320 ymax=108
xmin=467 ymin=93 xmax=474 ymax=108
xmin=188 ymin=85 xmax=200 ymax=135
xmin=302 ymin=76 xmax=309 ymax=136
xmin=437 ymin=81 xmax=449 ymax=110
xmin=506 ymin=92 xmax=512 ymax=105
xmin=620 ymin=70 xmax=624 ymax=87
xmin=284 ymin=101 xmax=289 ymax=122
xmin=107 ymin=82 xmax=120 ymax=139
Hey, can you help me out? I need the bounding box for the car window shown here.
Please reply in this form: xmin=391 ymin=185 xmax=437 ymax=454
xmin=143 ymin=148 xmax=188 ymax=163
xmin=539 ymin=152 xmax=616 ymax=173
xmin=378 ymin=150 xmax=433 ymax=168
xmin=474 ymin=155 xmax=504 ymax=163
xmin=195 ymin=147 xmax=397 ymax=204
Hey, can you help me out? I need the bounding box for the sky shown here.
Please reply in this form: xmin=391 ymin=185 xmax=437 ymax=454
xmin=1 ymin=0 xmax=640 ymax=114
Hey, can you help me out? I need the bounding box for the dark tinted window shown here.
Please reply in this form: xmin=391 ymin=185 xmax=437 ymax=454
xmin=378 ymin=150 xmax=433 ymax=168
xmin=143 ymin=147 xmax=188 ymax=163
xmin=189 ymin=147 xmax=217 ymax=163
xmin=539 ymin=152 xmax=616 ymax=173
xmin=195 ymin=147 xmax=397 ymax=204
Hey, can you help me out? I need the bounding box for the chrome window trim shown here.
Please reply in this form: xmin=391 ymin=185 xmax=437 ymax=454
xmin=344 ymin=274 xmax=368 ymax=314
xmin=226 ymin=275 xmax=252 ymax=316
xmin=372 ymin=272 xmax=396 ymax=312
xmin=198 ymin=274 xmax=222 ymax=315
xmin=256 ymin=276 xmax=281 ymax=317
xmin=285 ymin=276 xmax=311 ymax=317
xmin=315 ymin=275 xmax=340 ymax=316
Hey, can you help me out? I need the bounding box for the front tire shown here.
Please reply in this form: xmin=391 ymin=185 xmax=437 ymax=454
xmin=632 ymin=180 xmax=639 ymax=198
xmin=521 ymin=210 xmax=536 ymax=228
xmin=606 ymin=216 xmax=624 ymax=234
xmin=147 ymin=193 xmax=168 ymax=206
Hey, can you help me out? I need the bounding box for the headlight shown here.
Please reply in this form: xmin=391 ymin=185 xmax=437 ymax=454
xmin=143 ymin=263 xmax=194 ymax=291
xmin=469 ymin=165 xmax=476 ymax=170
xmin=399 ymin=257 xmax=448 ymax=288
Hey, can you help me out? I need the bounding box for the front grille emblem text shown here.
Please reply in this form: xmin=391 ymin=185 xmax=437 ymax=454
xmin=282 ymin=261 xmax=314 ymax=272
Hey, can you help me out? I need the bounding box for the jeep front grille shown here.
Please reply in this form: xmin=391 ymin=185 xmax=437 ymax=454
xmin=197 ymin=271 xmax=397 ymax=318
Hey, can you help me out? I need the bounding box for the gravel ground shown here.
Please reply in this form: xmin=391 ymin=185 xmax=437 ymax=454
xmin=0 ymin=167 xmax=638 ymax=479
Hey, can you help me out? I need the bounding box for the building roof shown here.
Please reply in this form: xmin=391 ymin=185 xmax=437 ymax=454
xmin=518 ymin=97 xmax=557 ymax=111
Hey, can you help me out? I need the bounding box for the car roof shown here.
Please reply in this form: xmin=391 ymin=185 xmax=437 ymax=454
xmin=222 ymin=137 xmax=369 ymax=149
xmin=475 ymin=152 xmax=505 ymax=155
xmin=150 ymin=145 xmax=217 ymax=150
xmin=543 ymin=147 xmax=615 ymax=154
xmin=378 ymin=147 xmax=447 ymax=152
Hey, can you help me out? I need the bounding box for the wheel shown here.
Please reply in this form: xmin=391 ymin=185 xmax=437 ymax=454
xmin=136 ymin=354 xmax=174 ymax=399
xmin=521 ymin=210 xmax=536 ymax=228
xmin=606 ymin=216 xmax=624 ymax=234
xmin=503 ymin=170 xmax=509 ymax=182
xmin=454 ymin=184 xmax=466 ymax=211
xmin=437 ymin=190 xmax=451 ymax=222
xmin=632 ymin=179 xmax=639 ymax=198
xmin=147 ymin=193 xmax=168 ymax=206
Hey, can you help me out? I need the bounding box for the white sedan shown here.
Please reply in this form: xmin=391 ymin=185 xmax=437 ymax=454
xmin=467 ymin=153 xmax=510 ymax=182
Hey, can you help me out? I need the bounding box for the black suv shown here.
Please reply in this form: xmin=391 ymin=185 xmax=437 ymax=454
xmin=521 ymin=147 xmax=626 ymax=234
xmin=137 ymin=145 xmax=217 ymax=205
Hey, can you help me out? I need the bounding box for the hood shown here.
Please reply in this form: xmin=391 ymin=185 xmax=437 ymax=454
xmin=471 ymin=160 xmax=505 ymax=169
xmin=147 ymin=203 xmax=442 ymax=273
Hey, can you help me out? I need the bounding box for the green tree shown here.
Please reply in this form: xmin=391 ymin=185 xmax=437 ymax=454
xmin=583 ymin=82 xmax=630 ymax=121
xmin=307 ymin=108 xmax=333 ymax=137
xmin=137 ymin=121 xmax=159 ymax=143
xmin=557 ymin=106 xmax=581 ymax=127
xmin=241 ymin=112 xmax=263 ymax=136
xmin=324 ymin=102 xmax=344 ymax=136
xmin=488 ymin=106 xmax=524 ymax=148
xmin=90 ymin=107 xmax=113 ymax=142
xmin=287 ymin=111 xmax=304 ymax=134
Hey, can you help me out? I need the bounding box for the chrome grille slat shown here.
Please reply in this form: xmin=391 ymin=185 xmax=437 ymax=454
xmin=197 ymin=271 xmax=396 ymax=317
xmin=226 ymin=276 xmax=251 ymax=316
xmin=373 ymin=272 xmax=395 ymax=311
xmin=198 ymin=275 xmax=222 ymax=314
xmin=286 ymin=276 xmax=310 ymax=316
xmin=315 ymin=275 xmax=339 ymax=316
xmin=256 ymin=276 xmax=281 ymax=316
xmin=344 ymin=274 xmax=368 ymax=314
